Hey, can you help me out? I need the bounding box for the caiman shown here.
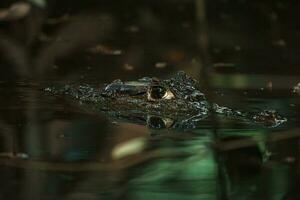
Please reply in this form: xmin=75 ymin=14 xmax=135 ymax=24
xmin=45 ymin=71 xmax=287 ymax=129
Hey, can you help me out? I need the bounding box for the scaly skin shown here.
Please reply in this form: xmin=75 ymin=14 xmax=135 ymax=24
xmin=45 ymin=71 xmax=287 ymax=129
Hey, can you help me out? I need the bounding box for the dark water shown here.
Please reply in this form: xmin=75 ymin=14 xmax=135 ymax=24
xmin=0 ymin=81 xmax=299 ymax=200
xmin=1 ymin=1 xmax=300 ymax=200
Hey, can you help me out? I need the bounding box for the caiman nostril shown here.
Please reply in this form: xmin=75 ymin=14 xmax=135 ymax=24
xmin=190 ymin=91 xmax=205 ymax=101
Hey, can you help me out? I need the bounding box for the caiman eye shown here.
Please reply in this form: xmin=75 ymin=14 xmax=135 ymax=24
xmin=148 ymin=85 xmax=174 ymax=101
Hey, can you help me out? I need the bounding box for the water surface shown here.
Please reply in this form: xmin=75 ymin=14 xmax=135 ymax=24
xmin=0 ymin=81 xmax=299 ymax=200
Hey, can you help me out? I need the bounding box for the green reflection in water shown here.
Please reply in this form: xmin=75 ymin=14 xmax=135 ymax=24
xmin=127 ymin=134 xmax=218 ymax=200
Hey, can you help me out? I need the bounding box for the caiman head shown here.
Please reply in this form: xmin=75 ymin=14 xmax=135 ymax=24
xmin=97 ymin=71 xmax=210 ymax=129
xmin=48 ymin=71 xmax=286 ymax=129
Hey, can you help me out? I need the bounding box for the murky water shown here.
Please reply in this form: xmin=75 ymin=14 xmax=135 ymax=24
xmin=0 ymin=81 xmax=299 ymax=200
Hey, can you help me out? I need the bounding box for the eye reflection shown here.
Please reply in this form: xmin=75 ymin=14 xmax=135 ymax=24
xmin=148 ymin=85 xmax=174 ymax=101
xmin=147 ymin=116 xmax=174 ymax=129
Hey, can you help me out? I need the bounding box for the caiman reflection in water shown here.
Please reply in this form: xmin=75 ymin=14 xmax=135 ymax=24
xmin=46 ymin=71 xmax=287 ymax=129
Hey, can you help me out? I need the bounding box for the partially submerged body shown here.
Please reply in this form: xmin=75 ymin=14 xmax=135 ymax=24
xmin=45 ymin=71 xmax=287 ymax=129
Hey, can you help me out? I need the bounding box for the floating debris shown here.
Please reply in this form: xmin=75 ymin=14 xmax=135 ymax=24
xmin=234 ymin=45 xmax=241 ymax=51
xmin=46 ymin=14 xmax=70 ymax=25
xmin=273 ymin=39 xmax=286 ymax=47
xmin=52 ymin=65 xmax=59 ymax=70
xmin=29 ymin=0 xmax=47 ymax=8
xmin=86 ymin=66 xmax=92 ymax=70
xmin=123 ymin=63 xmax=134 ymax=71
xmin=39 ymin=33 xmax=52 ymax=42
xmin=213 ymin=63 xmax=236 ymax=68
xmin=181 ymin=21 xmax=190 ymax=28
xmin=293 ymin=83 xmax=300 ymax=94
xmin=87 ymin=44 xmax=122 ymax=55
xmin=213 ymin=48 xmax=221 ymax=54
xmin=17 ymin=153 xmax=29 ymax=159
xmin=163 ymin=50 xmax=185 ymax=63
xmin=267 ymin=81 xmax=273 ymax=91
xmin=155 ymin=62 xmax=167 ymax=69
xmin=125 ymin=25 xmax=140 ymax=33
xmin=284 ymin=156 xmax=296 ymax=163
xmin=0 ymin=152 xmax=29 ymax=159
xmin=112 ymin=137 xmax=147 ymax=160
xmin=0 ymin=2 xmax=31 ymax=21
